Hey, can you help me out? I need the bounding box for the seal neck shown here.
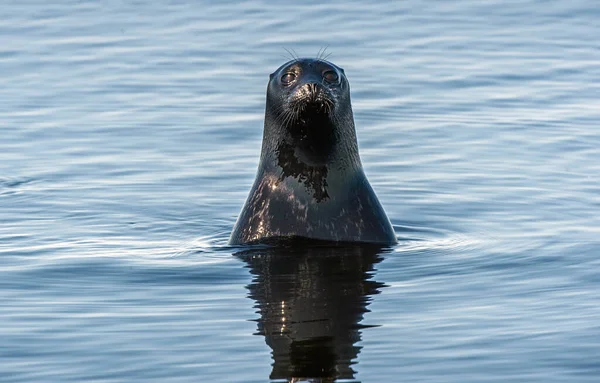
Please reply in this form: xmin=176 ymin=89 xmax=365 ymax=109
xmin=260 ymin=108 xmax=362 ymax=178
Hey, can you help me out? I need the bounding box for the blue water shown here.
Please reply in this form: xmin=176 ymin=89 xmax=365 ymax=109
xmin=1 ymin=1 xmax=599 ymax=382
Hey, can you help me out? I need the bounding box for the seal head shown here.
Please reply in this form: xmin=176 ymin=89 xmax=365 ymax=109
xmin=230 ymin=58 xmax=396 ymax=245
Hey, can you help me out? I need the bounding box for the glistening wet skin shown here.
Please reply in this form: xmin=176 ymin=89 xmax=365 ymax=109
xmin=235 ymin=243 xmax=389 ymax=382
xmin=229 ymin=58 xmax=396 ymax=245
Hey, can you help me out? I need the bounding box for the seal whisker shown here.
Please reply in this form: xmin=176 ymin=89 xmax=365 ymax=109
xmin=273 ymin=103 xmax=295 ymax=124
xmin=317 ymin=45 xmax=330 ymax=62
xmin=290 ymin=48 xmax=300 ymax=61
xmin=282 ymin=47 xmax=298 ymax=62
xmin=273 ymin=104 xmax=297 ymax=130
xmin=279 ymin=110 xmax=293 ymax=129
xmin=286 ymin=110 xmax=296 ymax=128
xmin=273 ymin=107 xmax=287 ymax=124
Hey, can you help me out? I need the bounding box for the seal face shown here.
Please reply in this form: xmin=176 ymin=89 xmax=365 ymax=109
xmin=229 ymin=58 xmax=396 ymax=245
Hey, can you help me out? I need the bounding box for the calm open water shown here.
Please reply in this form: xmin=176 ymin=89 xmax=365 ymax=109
xmin=1 ymin=1 xmax=599 ymax=382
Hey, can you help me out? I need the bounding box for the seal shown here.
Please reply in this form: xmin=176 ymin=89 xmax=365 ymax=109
xmin=229 ymin=58 xmax=396 ymax=245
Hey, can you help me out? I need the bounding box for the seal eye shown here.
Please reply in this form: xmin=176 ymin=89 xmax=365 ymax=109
xmin=281 ymin=72 xmax=296 ymax=86
xmin=323 ymin=70 xmax=338 ymax=83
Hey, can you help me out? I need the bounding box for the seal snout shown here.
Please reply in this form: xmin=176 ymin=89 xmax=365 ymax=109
xmin=290 ymin=81 xmax=334 ymax=115
xmin=305 ymin=82 xmax=320 ymax=97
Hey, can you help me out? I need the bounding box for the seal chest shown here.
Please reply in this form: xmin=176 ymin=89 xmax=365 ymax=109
xmin=229 ymin=58 xmax=396 ymax=245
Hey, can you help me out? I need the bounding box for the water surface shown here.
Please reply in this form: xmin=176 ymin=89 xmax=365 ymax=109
xmin=1 ymin=1 xmax=599 ymax=382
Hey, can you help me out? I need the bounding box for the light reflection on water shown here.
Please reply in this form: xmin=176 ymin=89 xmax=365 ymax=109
xmin=237 ymin=243 xmax=389 ymax=382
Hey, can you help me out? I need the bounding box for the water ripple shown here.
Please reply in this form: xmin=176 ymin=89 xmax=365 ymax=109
xmin=1 ymin=0 xmax=599 ymax=382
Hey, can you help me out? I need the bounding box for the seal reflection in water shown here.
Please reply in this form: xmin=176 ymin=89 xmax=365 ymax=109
xmin=236 ymin=243 xmax=388 ymax=382
xmin=230 ymin=58 xmax=396 ymax=245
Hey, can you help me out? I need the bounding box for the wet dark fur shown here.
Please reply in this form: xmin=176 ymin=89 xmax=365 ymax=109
xmin=229 ymin=58 xmax=396 ymax=245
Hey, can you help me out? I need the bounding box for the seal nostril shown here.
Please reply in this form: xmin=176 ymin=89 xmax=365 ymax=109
xmin=306 ymin=83 xmax=322 ymax=98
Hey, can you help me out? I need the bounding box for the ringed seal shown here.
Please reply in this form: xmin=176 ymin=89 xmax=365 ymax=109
xmin=230 ymin=58 xmax=396 ymax=245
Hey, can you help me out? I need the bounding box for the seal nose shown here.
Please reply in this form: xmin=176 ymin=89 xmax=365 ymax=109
xmin=306 ymin=82 xmax=319 ymax=95
xmin=303 ymin=82 xmax=324 ymax=102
